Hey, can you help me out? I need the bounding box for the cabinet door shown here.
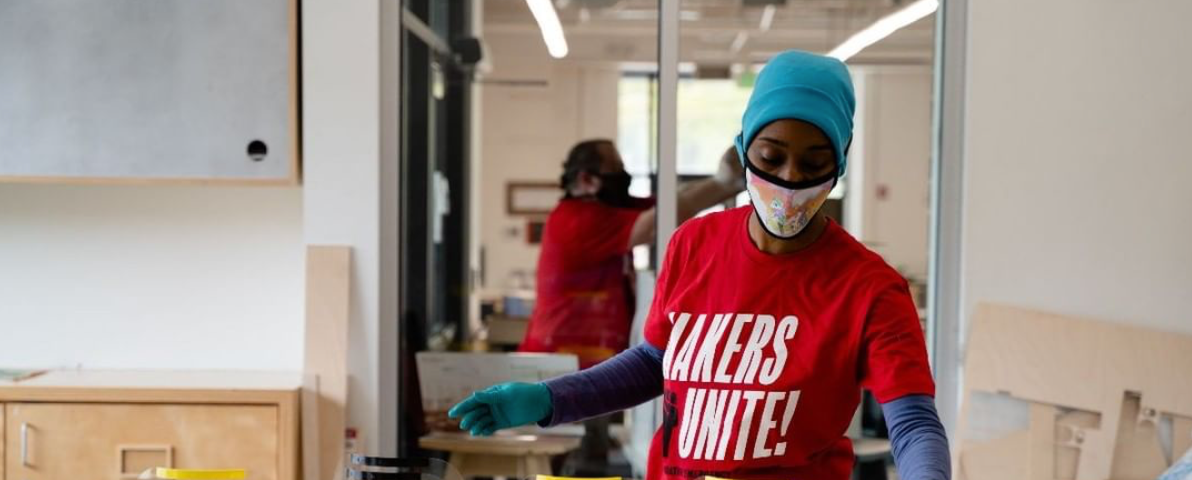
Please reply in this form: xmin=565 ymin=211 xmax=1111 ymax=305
xmin=0 ymin=0 xmax=298 ymax=184
xmin=4 ymin=403 xmax=278 ymax=480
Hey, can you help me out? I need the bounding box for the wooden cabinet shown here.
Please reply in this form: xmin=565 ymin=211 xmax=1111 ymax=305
xmin=5 ymin=404 xmax=278 ymax=480
xmin=0 ymin=0 xmax=299 ymax=185
xmin=0 ymin=371 xmax=300 ymax=480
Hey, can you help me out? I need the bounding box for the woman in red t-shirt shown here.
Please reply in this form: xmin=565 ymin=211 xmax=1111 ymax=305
xmin=451 ymin=50 xmax=950 ymax=480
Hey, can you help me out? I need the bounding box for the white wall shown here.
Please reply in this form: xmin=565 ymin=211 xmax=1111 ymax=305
xmin=0 ymin=0 xmax=400 ymax=455
xmin=478 ymin=33 xmax=620 ymax=290
xmin=961 ymin=0 xmax=1192 ymax=334
xmin=851 ymin=66 xmax=934 ymax=281
xmin=0 ymin=184 xmax=304 ymax=370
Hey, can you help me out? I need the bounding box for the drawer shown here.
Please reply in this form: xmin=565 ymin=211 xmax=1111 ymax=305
xmin=5 ymin=403 xmax=278 ymax=480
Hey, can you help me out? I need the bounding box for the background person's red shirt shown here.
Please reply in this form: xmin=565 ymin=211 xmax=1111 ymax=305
xmin=643 ymin=206 xmax=934 ymax=480
xmin=520 ymin=197 xmax=651 ymax=369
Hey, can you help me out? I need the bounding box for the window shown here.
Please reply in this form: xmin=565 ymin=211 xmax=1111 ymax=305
xmin=618 ymin=74 xmax=656 ymax=198
xmin=619 ymin=73 xmax=754 ymax=269
xmin=618 ymin=73 xmax=753 ymax=178
xmin=675 ymin=78 xmax=753 ymax=175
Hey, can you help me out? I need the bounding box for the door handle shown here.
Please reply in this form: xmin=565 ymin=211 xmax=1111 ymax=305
xmin=20 ymin=422 xmax=33 ymax=467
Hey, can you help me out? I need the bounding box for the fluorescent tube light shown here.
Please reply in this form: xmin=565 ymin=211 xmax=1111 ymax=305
xmin=827 ymin=0 xmax=938 ymax=62
xmin=730 ymin=31 xmax=748 ymax=54
xmin=525 ymin=0 xmax=569 ymax=58
xmin=607 ymin=9 xmax=702 ymax=21
xmin=759 ymin=5 xmax=776 ymax=33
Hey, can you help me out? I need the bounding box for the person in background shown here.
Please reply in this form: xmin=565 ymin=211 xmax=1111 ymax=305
xmin=517 ymin=139 xmax=745 ymax=472
xmin=519 ymin=140 xmax=745 ymax=368
xmin=453 ymin=50 xmax=950 ymax=480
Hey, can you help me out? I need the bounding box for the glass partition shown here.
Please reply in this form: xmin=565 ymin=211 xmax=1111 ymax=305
xmin=401 ymin=1 xmax=942 ymax=478
xmin=421 ymin=0 xmax=664 ymax=475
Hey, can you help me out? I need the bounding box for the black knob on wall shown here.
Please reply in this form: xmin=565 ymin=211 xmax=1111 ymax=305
xmin=247 ymin=140 xmax=268 ymax=162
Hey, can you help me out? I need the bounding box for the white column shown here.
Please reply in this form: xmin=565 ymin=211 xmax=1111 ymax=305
xmin=929 ymin=0 xmax=968 ymax=440
xmin=655 ymin=0 xmax=679 ymax=264
xmin=302 ymin=0 xmax=401 ymax=455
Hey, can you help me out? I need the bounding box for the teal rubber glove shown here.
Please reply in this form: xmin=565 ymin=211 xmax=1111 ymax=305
xmin=447 ymin=382 xmax=552 ymax=437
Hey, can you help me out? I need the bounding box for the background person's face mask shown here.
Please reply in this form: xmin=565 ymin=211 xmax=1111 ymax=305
xmin=595 ymin=170 xmax=633 ymax=207
xmin=744 ymin=161 xmax=836 ymax=239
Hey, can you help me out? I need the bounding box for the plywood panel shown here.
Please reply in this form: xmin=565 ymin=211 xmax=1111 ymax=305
xmin=1174 ymin=416 xmax=1192 ymax=464
xmin=960 ymin=431 xmax=1031 ymax=480
xmin=0 ymin=0 xmax=299 ymax=184
xmin=0 ymin=404 xmax=5 ymax=480
xmin=1028 ymin=403 xmax=1057 ymax=480
xmin=5 ymin=403 xmax=278 ymax=480
xmin=962 ymin=304 xmax=1192 ymax=480
xmin=303 ymin=246 xmax=352 ymax=480
xmin=1055 ymin=409 xmax=1100 ymax=480
xmin=966 ymin=304 xmax=1192 ymax=417
xmin=276 ymin=390 xmax=301 ymax=480
xmin=966 ymin=305 xmax=1109 ymax=413
xmin=1110 ymin=395 xmax=1167 ymax=480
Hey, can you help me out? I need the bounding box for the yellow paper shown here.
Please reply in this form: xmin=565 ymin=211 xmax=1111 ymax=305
xmin=154 ymin=468 xmax=247 ymax=480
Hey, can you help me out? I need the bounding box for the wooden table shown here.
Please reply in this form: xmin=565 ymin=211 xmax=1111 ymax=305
xmin=419 ymin=432 xmax=582 ymax=478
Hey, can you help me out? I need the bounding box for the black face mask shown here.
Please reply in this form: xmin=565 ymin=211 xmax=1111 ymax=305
xmin=595 ymin=170 xmax=633 ymax=207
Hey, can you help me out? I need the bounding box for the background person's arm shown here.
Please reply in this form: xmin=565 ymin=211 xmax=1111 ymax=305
xmin=628 ymin=147 xmax=744 ymax=248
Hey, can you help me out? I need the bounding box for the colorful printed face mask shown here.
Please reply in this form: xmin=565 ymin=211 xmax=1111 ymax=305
xmin=744 ymin=160 xmax=837 ymax=239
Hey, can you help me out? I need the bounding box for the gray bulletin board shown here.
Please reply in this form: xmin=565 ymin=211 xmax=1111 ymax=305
xmin=0 ymin=0 xmax=298 ymax=183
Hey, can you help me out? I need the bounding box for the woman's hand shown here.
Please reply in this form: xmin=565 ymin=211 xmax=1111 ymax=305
xmin=447 ymin=382 xmax=552 ymax=436
xmin=714 ymin=145 xmax=745 ymax=192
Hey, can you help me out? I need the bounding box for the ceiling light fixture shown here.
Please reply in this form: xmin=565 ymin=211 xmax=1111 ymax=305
xmin=525 ymin=0 xmax=569 ymax=58
xmin=827 ymin=0 xmax=938 ymax=62
xmin=607 ymin=9 xmax=702 ymax=21
xmin=759 ymin=5 xmax=776 ymax=33
xmin=730 ymin=31 xmax=749 ymax=54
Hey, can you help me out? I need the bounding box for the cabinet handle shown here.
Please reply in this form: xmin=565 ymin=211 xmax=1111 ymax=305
xmin=119 ymin=444 xmax=174 ymax=479
xmin=20 ymin=422 xmax=32 ymax=467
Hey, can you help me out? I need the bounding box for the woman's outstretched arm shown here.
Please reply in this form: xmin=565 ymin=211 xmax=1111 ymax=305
xmin=540 ymin=343 xmax=666 ymax=426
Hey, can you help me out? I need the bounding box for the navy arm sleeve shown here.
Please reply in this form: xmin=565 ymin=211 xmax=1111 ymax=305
xmin=882 ymin=394 xmax=951 ymax=480
xmin=540 ymin=343 xmax=665 ymax=426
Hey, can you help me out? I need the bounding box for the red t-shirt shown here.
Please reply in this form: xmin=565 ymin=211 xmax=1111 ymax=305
xmin=643 ymin=206 xmax=934 ymax=480
xmin=520 ymin=197 xmax=650 ymax=368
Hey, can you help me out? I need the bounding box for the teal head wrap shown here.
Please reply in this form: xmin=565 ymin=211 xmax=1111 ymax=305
xmin=734 ymin=50 xmax=856 ymax=177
